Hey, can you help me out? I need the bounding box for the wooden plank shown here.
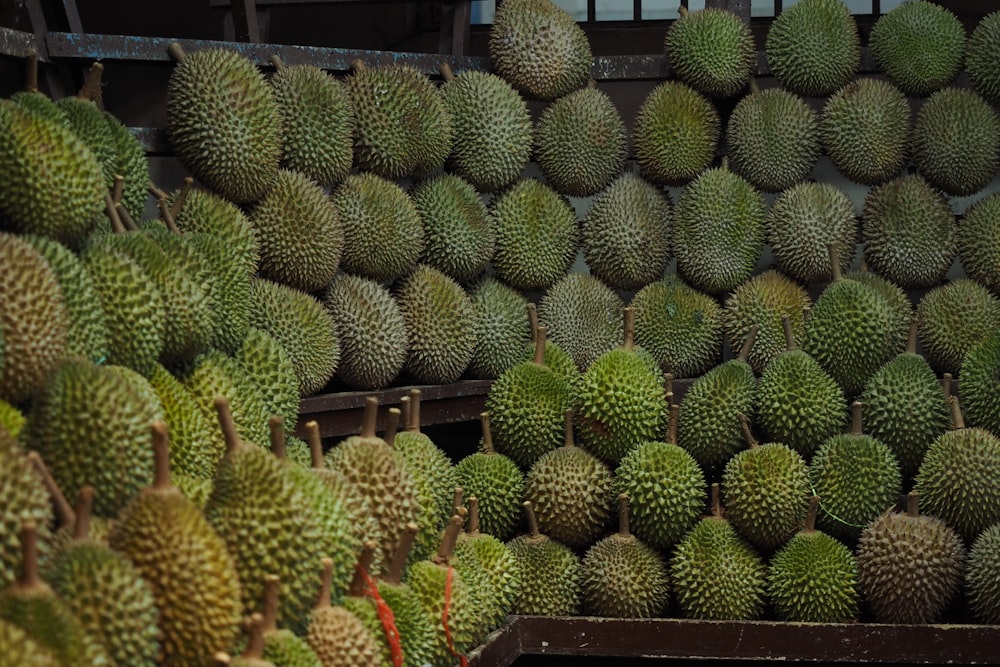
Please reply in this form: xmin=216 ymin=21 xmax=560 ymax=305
xmin=230 ymin=0 xmax=262 ymax=42
xmin=0 ymin=25 xmax=38 ymax=58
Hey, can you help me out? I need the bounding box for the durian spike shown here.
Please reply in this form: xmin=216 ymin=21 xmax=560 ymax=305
xmin=383 ymin=522 xmax=419 ymax=586
xmin=112 ymin=175 xmax=125 ymax=206
xmin=170 ymin=176 xmax=194 ymax=220
xmin=905 ymin=319 xmax=918 ymax=355
xmin=677 ymin=5 xmax=688 ymax=19
xmin=948 ymin=395 xmax=965 ymax=430
xmin=213 ymin=652 xmax=231 ymax=666
xmin=314 ymin=557 xmax=334 ymax=610
xmin=804 ymin=495 xmax=820 ymax=533
xmin=399 ymin=395 xmax=411 ymax=435
xmin=439 ymin=62 xmax=455 ymax=82
xmin=167 ymin=42 xmax=187 ymax=63
xmin=348 ymin=541 xmax=379 ymax=597
xmin=737 ymin=413 xmax=758 ymax=449
xmin=359 ymin=396 xmax=379 ymax=439
xmin=214 ymin=396 xmax=243 ymax=456
xmin=433 ymin=515 xmax=464 ymax=566
xmin=17 ymin=521 xmax=41 ymax=589
xmin=533 ymin=326 xmax=547 ymax=366
xmin=942 ymin=373 xmax=953 ymax=400
xmin=269 ymin=416 xmax=287 ymax=460
xmin=523 ymin=501 xmax=541 ymax=539
xmin=105 ymin=191 xmax=126 ymax=233
xmin=709 ymin=483 xmax=722 ymax=519
xmin=115 ymin=202 xmax=140 ymax=231
xmin=781 ymin=314 xmax=798 ymax=351
xmin=621 ymin=307 xmax=635 ymax=351
xmin=350 ymin=59 xmax=366 ymax=73
xmin=270 ymin=54 xmax=286 ymax=71
xmin=384 ymin=407 xmax=401 ymax=448
xmin=26 ymin=452 xmax=75 ymax=530
xmin=451 ymin=487 xmax=465 ymax=518
xmin=563 ymin=409 xmax=576 ymax=448
xmin=151 ymin=421 xmax=173 ymax=491
xmin=738 ymin=325 xmax=759 ymax=364
xmin=828 ymin=243 xmax=843 ymax=282
xmin=157 ymin=198 xmax=181 ymax=234
xmin=242 ymin=613 xmax=266 ymax=659
xmin=261 ymin=575 xmax=281 ymax=635
xmin=147 ymin=181 xmax=169 ymax=202
xmin=480 ymin=412 xmax=495 ymax=455
xmin=663 ymin=372 xmax=674 ymax=397
xmin=305 ymin=421 xmax=324 ymax=469
xmin=23 ymin=51 xmax=39 ymax=93
xmin=72 ymin=485 xmax=95 ymax=541
xmin=906 ymin=491 xmax=920 ymax=518
xmin=527 ymin=302 xmax=540 ymax=339
xmin=617 ymin=493 xmax=631 ymax=538
xmin=668 ymin=404 xmax=679 ymax=445
xmin=850 ymin=401 xmax=864 ymax=436
xmin=407 ymin=388 xmax=422 ymax=433
xmin=77 ymin=61 xmax=103 ymax=103
xmin=467 ymin=497 xmax=481 ymax=535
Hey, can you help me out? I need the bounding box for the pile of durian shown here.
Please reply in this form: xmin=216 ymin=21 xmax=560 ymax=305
xmin=1 ymin=0 xmax=1000 ymax=665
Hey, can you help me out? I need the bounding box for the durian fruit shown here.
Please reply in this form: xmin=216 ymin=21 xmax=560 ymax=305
xmin=467 ymin=275 xmax=530 ymax=381
xmin=766 ymin=496 xmax=860 ymax=623
xmin=722 ymin=414 xmax=812 ymax=553
xmin=0 ymin=97 xmax=104 ymax=249
xmin=324 ymin=397 xmax=420 ymax=578
xmin=869 ymin=0 xmax=966 ymax=98
xmin=582 ymin=171 xmax=672 ymax=291
xmin=678 ymin=328 xmax=758 ymax=479
xmin=42 ymin=487 xmax=159 ymax=667
xmin=756 ymin=315 xmax=847 ymax=459
xmin=859 ymin=321 xmax=950 ymax=481
xmin=107 ymin=422 xmax=243 ymax=667
xmin=722 ymin=269 xmax=811 ymax=376
xmin=506 ymin=502 xmax=581 ymax=616
xmin=538 ymin=273 xmax=624 ymax=373
xmin=0 ymin=400 xmax=25 ymax=440
xmin=0 ymin=522 xmax=111 ymax=667
xmin=764 ymin=0 xmax=860 ymax=98
xmin=633 ymin=81 xmax=720 ymax=186
xmin=8 ymin=54 xmax=69 ymax=127
xmin=966 ymin=522 xmax=1000 ymax=624
xmin=0 ymin=432 xmax=52 ymax=593
xmin=411 ymin=173 xmax=494 ymax=284
xmin=917 ymin=278 xmax=1000 ymax=377
xmin=630 ymin=274 xmax=723 ymax=379
xmin=331 ymin=172 xmax=424 ymax=284
xmin=581 ymin=493 xmax=669 ymax=619
xmin=0 ymin=232 xmax=68 ymax=404
xmin=376 ymin=524 xmax=437 ymax=667
xmin=226 ymin=614 xmax=275 ymax=667
xmin=856 ymin=491 xmax=965 ymax=624
xmin=960 ymin=331 xmax=1000 ymax=436
xmin=454 ymin=498 xmax=522 ymax=632
xmin=766 ymin=182 xmax=858 ymax=285
xmin=534 ymin=81 xmax=627 ymax=197
xmin=670 ymin=483 xmax=767 ymax=620
xmin=820 ymin=77 xmax=911 ymax=186
xmin=808 ymin=402 xmax=903 ymax=544
xmin=235 ymin=327 xmax=299 ymax=438
xmin=305 ymin=558 xmax=380 ymax=667
xmin=489 ymin=178 xmax=578 ymax=292
xmin=268 ymin=56 xmax=354 ymax=188
xmin=726 ymin=82 xmax=821 ymax=193
xmin=438 ymin=64 xmax=532 ymax=193
xmin=663 ymin=5 xmax=754 ymax=99
xmin=29 ymin=453 xmax=113 ymax=558
xmin=249 ymin=278 xmax=340 ymax=397
xmin=966 ymin=10 xmax=1000 ymax=107
xmin=861 ymin=173 xmax=957 ymax=289
xmin=488 ymin=0 xmax=592 ymax=101
xmin=102 ymin=118 xmax=150 ymax=224
xmin=249 ymin=169 xmax=343 ymax=293
xmin=614 ymin=404 xmax=707 ymax=552
xmin=54 ymin=63 xmax=116 ymax=190
xmin=958 ymin=192 xmax=1000 ymax=296
xmin=169 ymin=182 xmax=259 ymax=277
xmin=804 ymin=245 xmax=900 ymax=398
xmin=525 ymin=409 xmax=614 ymax=549
xmin=845 ymin=266 xmax=914 ymax=355
xmin=0 ymin=617 xmax=59 ymax=667
xmin=322 ymin=273 xmax=407 ymax=391
xmin=147 ymin=363 xmax=224 ymax=481
xmin=27 ymin=358 xmax=157 ymax=518
xmin=575 ymin=307 xmax=667 ymax=464
xmin=172 ymin=474 xmax=213 ymax=510
xmin=453 ymin=413 xmax=525 ymax=541
xmin=912 ymin=87 xmax=1000 ymax=197
xmin=914 ymin=396 xmax=1000 ymax=543
xmin=339 ymin=543 xmax=400 ymax=667
xmin=672 ymin=159 xmax=766 ymax=295
xmin=394 ymin=264 xmax=477 ymax=385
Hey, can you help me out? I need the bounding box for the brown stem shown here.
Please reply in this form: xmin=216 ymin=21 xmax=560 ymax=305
xmin=105 ymin=191 xmax=126 ymax=234
xmin=23 ymin=52 xmax=39 ymax=93
xmin=467 ymin=496 xmax=480 ymax=535
xmin=906 ymin=319 xmax=918 ymax=355
xmin=214 ymin=397 xmax=243 ymax=457
xmin=622 ymin=307 xmax=635 ymax=352
xmin=527 ymin=302 xmax=540 ymax=339
xmin=781 ymin=314 xmax=797 ymax=351
xmin=115 ymin=202 xmax=139 ymax=232
xmin=350 ymin=59 xmax=366 ymax=73
xmin=305 ymin=421 xmax=324 ymax=469
xmin=213 ymin=652 xmax=231 ymax=667
xmin=664 ymin=372 xmax=673 ymax=397
xmin=439 ymin=62 xmax=455 ymax=82
xmin=804 ymin=495 xmax=820 ymax=533
xmin=677 ymin=4 xmax=689 ymax=19
xmin=906 ymin=491 xmax=920 ymax=517
xmin=112 ymin=175 xmax=125 ymax=206
xmin=18 ymin=521 xmax=40 ymax=588
xmin=359 ymin=396 xmax=379 ymax=438
xmin=384 ymin=407 xmax=401 ymax=448
xmin=434 ymin=515 xmax=464 ymax=566
xmin=749 ymin=77 xmax=761 ymax=95
xmin=850 ymin=401 xmax=863 ymax=436
xmin=399 ymin=396 xmax=411 ymax=435
xmin=523 ymin=501 xmax=540 ymax=539
xmin=949 ymin=395 xmax=965 ymax=430
xmin=451 ymin=487 xmax=465 ymax=517
xmin=167 ymin=42 xmax=187 ymax=63
xmin=315 ymin=557 xmax=334 ymax=609
xmin=157 ymin=198 xmax=181 ymax=234
xmin=243 ymin=613 xmax=265 ymax=659
xmin=407 ymin=388 xmax=422 ymax=433
xmin=261 ymin=575 xmax=280 ymax=634
xmin=383 ymin=522 xmax=419 ymax=586
xmin=170 ymin=177 xmax=194 ymax=220
xmin=828 ymin=243 xmax=843 ymax=282
xmin=617 ymin=493 xmax=630 ymax=538
xmin=533 ymin=326 xmax=547 ymax=366
xmin=720 ymin=155 xmax=730 ymax=171
xmin=710 ymin=483 xmax=722 ymax=519
xmin=151 ymin=421 xmax=173 ymax=491
xmin=72 ymin=486 xmax=95 ymax=541
xmin=480 ymin=412 xmax=494 ymax=455
xmin=668 ymin=403 xmax=679 ymax=445
xmin=148 ymin=181 xmax=169 ymax=202
xmin=77 ymin=61 xmax=103 ymax=102
xmin=26 ymin=452 xmax=75 ymax=530
xmin=269 ymin=416 xmax=287 ymax=460
xmin=737 ymin=413 xmax=758 ymax=449
xmin=738 ymin=326 xmax=758 ymax=364
xmin=942 ymin=373 xmax=953 ymax=400
xmin=563 ymin=409 xmax=575 ymax=448
xmin=270 ymin=54 xmax=286 ymax=71
xmin=348 ymin=541 xmax=379 ymax=597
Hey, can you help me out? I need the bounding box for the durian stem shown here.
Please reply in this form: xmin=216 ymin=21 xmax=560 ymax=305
xmin=434 ymin=515 xmax=464 ymax=566
xmin=213 ymin=652 xmax=231 ymax=666
xmin=828 ymin=243 xmax=843 ymax=282
xmin=77 ymin=61 xmax=103 ymax=102
xmin=664 ymin=372 xmax=673 ymax=397
xmin=23 ymin=52 xmax=39 ymax=93
xmin=621 ymin=307 xmax=635 ymax=352
xmin=586 ymin=78 xmax=596 ymax=90
xmin=527 ymin=302 xmax=540 ymax=339
xmin=439 ymin=62 xmax=455 ymax=82
xmin=533 ymin=326 xmax=547 ymax=366
xmin=720 ymin=155 xmax=729 ymax=171
xmin=467 ymin=497 xmax=480 ymax=535
xmin=737 ymin=413 xmax=758 ymax=449
xmin=906 ymin=319 xmax=918 ymax=355
xmin=384 ymin=407 xmax=401 ymax=448
xmin=668 ymin=403 xmax=679 ymax=445
xmin=243 ymin=613 xmax=265 ymax=659
xmin=261 ymin=575 xmax=280 ymax=634
xmin=563 ymin=409 xmax=576 ymax=448
xmin=523 ymin=501 xmax=540 ymax=539
xmin=480 ymin=412 xmax=495 ymax=455
xmin=214 ymin=397 xmax=242 ymax=457
xmin=26 ymin=452 xmax=75 ymax=530
xmin=383 ymin=522 xmax=419 ymax=586
xmin=112 ymin=175 xmax=125 ymax=206
xmin=804 ymin=495 xmax=820 ymax=533
xmin=738 ymin=326 xmax=758 ymax=364
xmin=399 ymin=396 xmax=411 ymax=435
xmin=348 ymin=541 xmax=379 ymax=597
xmin=170 ymin=176 xmax=194 ymax=221
xmin=709 ymin=483 xmax=722 ymax=519
xmin=407 ymin=388 xmax=422 ymax=433
xmin=315 ymin=557 xmax=334 ymax=609
xmin=677 ymin=4 xmax=688 ymax=19
xmin=850 ymin=401 xmax=863 ymax=436
xmin=18 ymin=522 xmax=40 ymax=588
xmin=270 ymin=54 xmax=286 ymax=71
xmin=618 ymin=493 xmax=630 ymax=538
xmin=451 ymin=487 xmax=465 ymax=518
xmin=269 ymin=416 xmax=287 ymax=460
xmin=157 ymin=198 xmax=181 ymax=234
xmin=359 ymin=396 xmax=379 ymax=439
xmin=906 ymin=491 xmax=920 ymax=517
xmin=167 ymin=42 xmax=187 ymax=63
xmin=105 ymin=192 xmax=126 ymax=234
xmin=148 ymin=181 xmax=169 ymax=202
xmin=115 ymin=202 xmax=139 ymax=232
xmin=350 ymin=59 xmax=366 ymax=73
xmin=781 ymin=314 xmax=797 ymax=351
xmin=749 ymin=77 xmax=761 ymax=95
xmin=305 ymin=421 xmax=324 ymax=469
xmin=151 ymin=421 xmax=173 ymax=491
xmin=72 ymin=486 xmax=95 ymax=541
xmin=949 ymin=395 xmax=965 ymax=430
xmin=942 ymin=373 xmax=953 ymax=400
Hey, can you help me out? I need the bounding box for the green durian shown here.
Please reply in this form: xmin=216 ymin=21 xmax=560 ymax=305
xmin=0 ymin=433 xmax=52 ymax=593
xmin=967 ymin=10 xmax=1000 ymax=107
xmin=633 ymin=81 xmax=720 ymax=186
xmin=958 ymin=192 xmax=1000 ymax=297
xmin=765 ymin=0 xmax=860 ymax=97
xmin=966 ymin=522 xmax=1000 ymax=624
xmin=664 ymin=5 xmax=754 ymax=98
xmin=505 ymin=502 xmax=581 ymax=617
xmin=538 ymin=273 xmax=624 ymax=373
xmin=235 ymin=327 xmax=299 ymax=437
xmin=917 ymin=278 xmax=1000 ymax=378
xmin=960 ymin=330 xmax=1000 ymax=436
xmin=467 ymin=275 xmax=530 ymax=381
xmin=411 ymin=173 xmax=494 ymax=284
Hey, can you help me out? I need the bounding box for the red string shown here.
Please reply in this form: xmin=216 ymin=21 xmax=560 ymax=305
xmin=356 ymin=564 xmax=405 ymax=667
xmin=443 ymin=566 xmax=469 ymax=667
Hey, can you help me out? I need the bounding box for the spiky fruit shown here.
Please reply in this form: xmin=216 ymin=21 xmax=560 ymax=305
xmin=538 ymin=273 xmax=624 ymax=372
xmin=726 ymin=85 xmax=820 ymax=192
xmin=966 ymin=523 xmax=1000 ymax=624
xmin=322 ymin=273 xmax=406 ymax=391
xmin=488 ymin=0 xmax=591 ymax=101
xmin=958 ymin=193 xmax=1000 ymax=296
xmin=169 ymin=184 xmax=259 ymax=277
xmin=453 ymin=414 xmax=525 ymax=541
xmin=506 ymin=503 xmax=581 ymax=616
xmin=670 ymin=484 xmax=767 ymax=620
xmin=856 ymin=492 xmax=965 ymax=623
xmin=766 ymin=182 xmax=857 ymax=285
xmin=103 ymin=111 xmax=150 ymax=222
xmin=0 ymin=617 xmax=59 ymax=667
xmin=269 ymin=59 xmax=353 ymax=188
xmin=967 ymin=11 xmax=1000 ymax=107
xmin=0 ymin=439 xmax=52 ymax=593
xmin=917 ymin=278 xmax=1000 ymax=378
xmin=375 ymin=525 xmax=437 ymax=667
xmin=166 ymin=44 xmax=281 ymax=203
xmin=0 ymin=401 xmax=24 ymax=440
xmin=454 ymin=500 xmax=522 ymax=632
xmin=235 ymin=327 xmax=299 ymax=436
xmin=582 ymin=172 xmax=672 ymax=291
xmin=467 ymin=276 xmax=529 ymax=381
xmin=180 ymin=350 xmax=271 ymax=450
xmin=766 ymin=496 xmax=859 ymax=623
xmin=664 ymin=6 xmax=754 ymax=98
xmin=411 ymin=174 xmax=493 ymax=284
xmin=306 ymin=559 xmax=379 ymax=667
xmin=147 ymin=363 xmax=223 ymax=480
xmin=960 ymin=331 xmax=1000 ymax=436
xmin=820 ymin=77 xmax=911 ymax=185
xmin=869 ymin=0 xmax=966 ymax=97
xmin=672 ymin=163 xmax=766 ymax=295
xmin=765 ymin=0 xmax=860 ymax=97
xmin=845 ymin=269 xmax=913 ymax=354
xmin=633 ymin=81 xmax=720 ymax=186
xmin=55 ymin=66 xmax=116 ymax=191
